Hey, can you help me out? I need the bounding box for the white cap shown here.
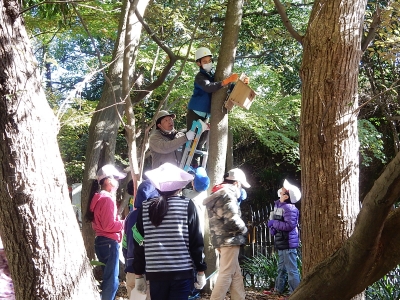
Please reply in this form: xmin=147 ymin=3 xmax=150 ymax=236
xmin=96 ymin=164 xmax=127 ymax=183
xmin=145 ymin=163 xmax=194 ymax=192
xmin=226 ymin=168 xmax=250 ymax=188
xmin=281 ymin=179 xmax=301 ymax=203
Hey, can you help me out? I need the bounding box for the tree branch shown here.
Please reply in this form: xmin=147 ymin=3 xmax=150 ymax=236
xmin=272 ymin=0 xmax=303 ymax=45
xmin=361 ymin=6 xmax=381 ymax=52
xmin=19 ymin=0 xmax=88 ymax=15
xmin=291 ymin=151 xmax=400 ymax=299
xmin=132 ymin=8 xmax=178 ymax=102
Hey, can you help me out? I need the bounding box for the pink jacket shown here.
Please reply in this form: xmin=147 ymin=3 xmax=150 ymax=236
xmin=90 ymin=190 xmax=124 ymax=242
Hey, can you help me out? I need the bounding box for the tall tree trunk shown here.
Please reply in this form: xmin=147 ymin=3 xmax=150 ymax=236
xmin=299 ymin=0 xmax=366 ymax=298
xmin=81 ymin=0 xmax=148 ymax=260
xmin=0 ymin=1 xmax=99 ymax=299
xmin=205 ymin=0 xmax=243 ymax=291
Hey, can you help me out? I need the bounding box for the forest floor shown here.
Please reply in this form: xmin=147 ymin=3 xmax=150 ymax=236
xmin=115 ymin=282 xmax=284 ymax=300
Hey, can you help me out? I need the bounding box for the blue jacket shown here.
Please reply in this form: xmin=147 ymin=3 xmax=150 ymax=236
xmin=270 ymin=199 xmax=300 ymax=250
xmin=188 ymin=69 xmax=223 ymax=113
xmin=122 ymin=180 xmax=159 ymax=273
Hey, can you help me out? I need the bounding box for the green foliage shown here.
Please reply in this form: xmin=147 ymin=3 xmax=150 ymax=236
xmin=229 ymin=65 xmax=301 ymax=168
xmin=366 ymin=266 xmax=400 ymax=300
xmin=358 ymin=119 xmax=386 ymax=166
xmin=241 ymin=253 xmax=279 ymax=289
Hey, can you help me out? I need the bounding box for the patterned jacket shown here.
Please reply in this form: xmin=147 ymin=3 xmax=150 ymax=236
xmin=203 ymin=184 xmax=247 ymax=248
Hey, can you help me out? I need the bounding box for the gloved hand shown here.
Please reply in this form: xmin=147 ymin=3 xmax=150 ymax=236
xmin=222 ymin=73 xmax=238 ymax=86
xmin=270 ymin=227 xmax=276 ymax=236
xmin=186 ymin=130 xmax=196 ymax=141
xmin=267 ymin=220 xmax=274 ymax=228
xmin=194 ymin=273 xmax=206 ymax=289
xmin=134 ymin=277 xmax=147 ymax=295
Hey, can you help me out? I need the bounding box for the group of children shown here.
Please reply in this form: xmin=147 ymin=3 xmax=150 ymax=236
xmin=84 ymin=46 xmax=301 ymax=300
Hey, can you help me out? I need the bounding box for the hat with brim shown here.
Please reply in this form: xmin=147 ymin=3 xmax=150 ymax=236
xmin=145 ymin=163 xmax=194 ymax=192
xmin=283 ymin=179 xmax=301 ymax=203
xmin=96 ymin=164 xmax=127 ymax=183
xmin=225 ymin=168 xmax=250 ymax=188
xmin=155 ymin=110 xmax=176 ymax=123
xmin=193 ymin=167 xmax=210 ymax=192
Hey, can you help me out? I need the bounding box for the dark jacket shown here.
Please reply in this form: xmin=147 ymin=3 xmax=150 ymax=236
xmin=122 ymin=180 xmax=159 ymax=273
xmin=270 ymin=200 xmax=300 ymax=250
xmin=188 ymin=69 xmax=223 ymax=114
xmin=133 ymin=196 xmax=207 ymax=281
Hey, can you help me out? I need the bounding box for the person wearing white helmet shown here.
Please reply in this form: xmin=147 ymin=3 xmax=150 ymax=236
xmin=186 ymin=47 xmax=239 ymax=166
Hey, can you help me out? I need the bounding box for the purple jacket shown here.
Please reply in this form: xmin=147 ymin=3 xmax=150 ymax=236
xmin=269 ymin=199 xmax=299 ymax=250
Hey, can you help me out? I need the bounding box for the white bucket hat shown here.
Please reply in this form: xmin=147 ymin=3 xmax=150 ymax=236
xmin=96 ymin=164 xmax=127 ymax=183
xmin=278 ymin=179 xmax=301 ymax=203
xmin=145 ymin=163 xmax=194 ymax=192
xmin=225 ymin=168 xmax=250 ymax=188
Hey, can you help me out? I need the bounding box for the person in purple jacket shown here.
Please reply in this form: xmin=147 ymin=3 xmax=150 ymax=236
xmin=266 ymin=179 xmax=301 ymax=299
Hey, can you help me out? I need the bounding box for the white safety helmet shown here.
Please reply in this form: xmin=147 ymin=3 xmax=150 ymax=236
xmin=195 ymin=47 xmax=212 ymax=61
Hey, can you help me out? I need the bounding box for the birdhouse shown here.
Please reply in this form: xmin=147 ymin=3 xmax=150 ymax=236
xmin=225 ymin=80 xmax=256 ymax=111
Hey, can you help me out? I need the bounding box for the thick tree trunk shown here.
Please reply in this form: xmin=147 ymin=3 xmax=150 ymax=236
xmin=0 ymin=1 xmax=99 ymax=299
xmin=81 ymin=0 xmax=148 ymax=260
xmin=205 ymin=0 xmax=243 ymax=291
xmin=297 ymin=0 xmax=366 ymax=298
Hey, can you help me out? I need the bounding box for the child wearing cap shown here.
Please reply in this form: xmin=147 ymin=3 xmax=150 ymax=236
xmin=265 ymin=179 xmax=301 ymax=299
xmin=203 ymin=167 xmax=250 ymax=300
xmin=122 ymin=179 xmax=159 ymax=298
xmin=183 ymin=167 xmax=210 ymax=236
xmin=84 ymin=164 xmax=126 ymax=300
xmin=132 ymin=163 xmax=207 ymax=299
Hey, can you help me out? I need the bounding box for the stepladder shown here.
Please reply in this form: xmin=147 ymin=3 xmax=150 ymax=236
xmin=180 ymin=119 xmax=209 ymax=171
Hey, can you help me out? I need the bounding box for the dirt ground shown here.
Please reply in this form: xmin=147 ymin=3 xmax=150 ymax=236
xmin=115 ymin=282 xmax=284 ymax=300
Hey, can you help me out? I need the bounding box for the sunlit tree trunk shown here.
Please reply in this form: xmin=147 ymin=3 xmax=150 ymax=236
xmin=205 ymin=0 xmax=243 ymax=291
xmin=298 ymin=0 xmax=366 ymax=298
xmin=81 ymin=0 xmax=148 ymax=260
xmin=0 ymin=1 xmax=99 ymax=298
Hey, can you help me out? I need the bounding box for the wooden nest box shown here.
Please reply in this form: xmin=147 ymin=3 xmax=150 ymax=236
xmin=225 ymin=80 xmax=257 ymax=111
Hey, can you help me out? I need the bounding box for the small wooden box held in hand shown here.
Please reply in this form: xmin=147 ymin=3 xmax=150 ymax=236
xmin=225 ymin=80 xmax=256 ymax=110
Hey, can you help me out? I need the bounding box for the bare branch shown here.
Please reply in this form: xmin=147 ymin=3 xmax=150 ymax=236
xmin=19 ymin=0 xmax=88 ymax=15
xmin=361 ymin=6 xmax=382 ymax=52
xmin=272 ymin=0 xmax=303 ymax=44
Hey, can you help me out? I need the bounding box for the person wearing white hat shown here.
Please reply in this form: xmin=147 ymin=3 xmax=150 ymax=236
xmin=264 ymin=179 xmax=301 ymax=299
xmin=132 ymin=163 xmax=207 ymax=300
xmin=84 ymin=164 xmax=127 ymax=300
xmin=202 ymin=167 xmax=250 ymax=300
xmin=149 ymin=110 xmax=196 ymax=169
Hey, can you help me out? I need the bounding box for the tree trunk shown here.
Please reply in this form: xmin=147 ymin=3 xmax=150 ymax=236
xmin=0 ymin=1 xmax=99 ymax=299
xmin=298 ymin=0 xmax=366 ymax=298
xmin=81 ymin=0 xmax=148 ymax=260
xmin=205 ymin=0 xmax=243 ymax=291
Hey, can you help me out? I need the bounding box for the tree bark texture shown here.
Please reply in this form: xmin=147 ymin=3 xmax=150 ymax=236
xmin=205 ymin=0 xmax=243 ymax=291
xmin=296 ymin=0 xmax=366 ymax=298
xmin=300 ymin=0 xmax=366 ymax=275
xmin=0 ymin=1 xmax=99 ymax=299
xmin=81 ymin=0 xmax=148 ymax=260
